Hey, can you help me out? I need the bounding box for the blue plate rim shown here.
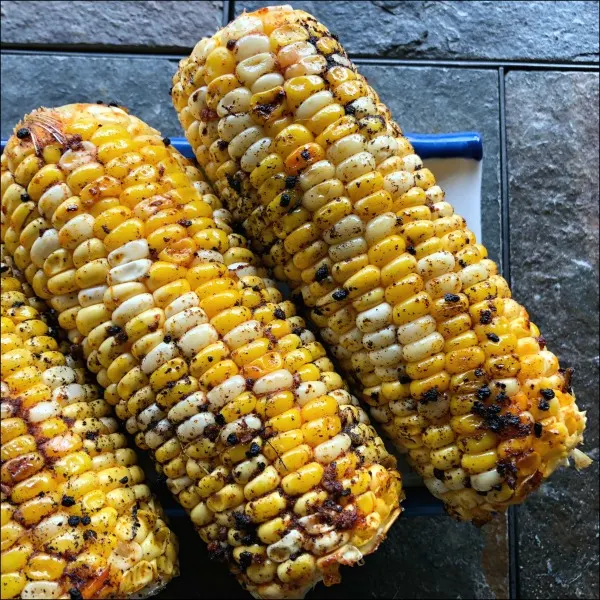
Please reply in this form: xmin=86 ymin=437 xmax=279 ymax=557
xmin=1 ymin=131 xmax=483 ymax=162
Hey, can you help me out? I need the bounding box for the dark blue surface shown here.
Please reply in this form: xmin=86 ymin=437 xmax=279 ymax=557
xmin=169 ymin=132 xmax=483 ymax=161
xmin=1 ymin=131 xmax=483 ymax=162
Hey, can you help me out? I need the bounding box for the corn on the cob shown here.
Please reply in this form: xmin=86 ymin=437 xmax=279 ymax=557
xmin=1 ymin=104 xmax=402 ymax=598
xmin=171 ymin=4 xmax=591 ymax=523
xmin=0 ymin=251 xmax=178 ymax=600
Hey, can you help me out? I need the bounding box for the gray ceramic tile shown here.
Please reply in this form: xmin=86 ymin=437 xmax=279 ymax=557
xmin=1 ymin=53 xmax=182 ymax=138
xmin=358 ymin=64 xmax=502 ymax=265
xmin=236 ymin=1 xmax=599 ymax=62
xmin=155 ymin=513 xmax=508 ymax=599
xmin=506 ymin=70 xmax=599 ymax=599
xmin=0 ymin=0 xmax=223 ymax=50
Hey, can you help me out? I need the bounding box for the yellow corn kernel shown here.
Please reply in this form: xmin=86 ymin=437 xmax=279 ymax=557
xmin=245 ymin=491 xmax=287 ymax=523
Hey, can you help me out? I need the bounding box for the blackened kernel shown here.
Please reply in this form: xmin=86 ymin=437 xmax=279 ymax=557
xmin=162 ymin=137 xmax=171 ymax=146
xmin=20 ymin=192 xmax=30 ymax=202
xmin=68 ymin=516 xmax=80 ymax=527
xmin=315 ymin=265 xmax=329 ymax=282
xmin=496 ymin=392 xmax=509 ymax=404
xmin=421 ymin=388 xmax=439 ymax=403
xmin=407 ymin=245 xmax=416 ymax=255
xmin=61 ymin=495 xmax=76 ymax=507
xmin=458 ymin=259 xmax=467 ymax=268
xmin=107 ymin=325 xmax=122 ymax=336
xmin=538 ymin=399 xmax=550 ymax=411
xmin=238 ymin=551 xmax=253 ymax=569
xmin=273 ymin=308 xmax=286 ymax=320
xmin=476 ymin=386 xmax=491 ymax=400
xmin=475 ymin=368 xmax=485 ymax=377
xmin=120 ymin=476 xmax=129 ymax=484
xmin=226 ymin=174 xmax=242 ymax=194
xmin=85 ymin=431 xmax=98 ymax=441
xmin=444 ymin=293 xmax=460 ymax=303
xmin=486 ymin=333 xmax=500 ymax=342
xmin=163 ymin=335 xmax=172 ymax=343
xmin=285 ymin=175 xmax=297 ymax=189
xmin=400 ymin=375 xmax=412 ymax=384
xmin=69 ymin=589 xmax=83 ymax=600
xmin=300 ymin=149 xmax=311 ymax=160
xmin=433 ymin=468 xmax=445 ymax=481
xmin=534 ymin=423 xmax=543 ymax=438
xmin=234 ymin=512 xmax=253 ymax=530
xmin=340 ymin=488 xmax=351 ymax=497
xmin=257 ymin=461 xmax=266 ymax=472
xmin=540 ymin=388 xmax=555 ymax=400
xmin=245 ymin=442 xmax=261 ymax=458
xmin=108 ymin=101 xmax=119 ymax=107
xmin=81 ymin=516 xmax=91 ymax=526
xmin=115 ymin=331 xmax=128 ymax=344
xmin=226 ymin=39 xmax=236 ymax=50
xmin=227 ymin=433 xmax=238 ymax=445
xmin=479 ymin=310 xmax=493 ymax=324
xmin=332 ymin=289 xmax=348 ymax=301
xmin=215 ymin=413 xmax=226 ymax=426
xmin=292 ymin=327 xmax=304 ymax=336
xmin=178 ymin=219 xmax=192 ymax=228
xmin=16 ymin=127 xmax=30 ymax=139
xmin=344 ymin=103 xmax=356 ymax=115
xmin=279 ymin=193 xmax=291 ymax=207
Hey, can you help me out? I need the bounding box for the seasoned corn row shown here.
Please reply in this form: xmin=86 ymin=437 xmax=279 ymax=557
xmin=171 ymin=4 xmax=590 ymax=523
xmin=0 ymin=252 xmax=178 ymax=599
xmin=1 ymin=104 xmax=402 ymax=598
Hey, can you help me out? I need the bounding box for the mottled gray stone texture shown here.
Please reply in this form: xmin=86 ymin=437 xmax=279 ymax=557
xmin=155 ymin=513 xmax=508 ymax=599
xmin=238 ymin=1 xmax=599 ymax=62
xmin=0 ymin=54 xmax=181 ymax=137
xmin=506 ymin=71 xmax=599 ymax=599
xmin=359 ymin=64 xmax=501 ymax=265
xmin=0 ymin=1 xmax=223 ymax=50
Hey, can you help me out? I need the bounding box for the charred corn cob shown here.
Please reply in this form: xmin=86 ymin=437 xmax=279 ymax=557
xmin=1 ymin=104 xmax=402 ymax=598
xmin=0 ymin=252 xmax=177 ymax=599
xmin=171 ymin=4 xmax=591 ymax=523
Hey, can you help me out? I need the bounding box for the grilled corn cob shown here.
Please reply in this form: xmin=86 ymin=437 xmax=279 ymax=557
xmin=171 ymin=4 xmax=591 ymax=523
xmin=0 ymin=252 xmax=178 ymax=599
xmin=1 ymin=104 xmax=402 ymax=598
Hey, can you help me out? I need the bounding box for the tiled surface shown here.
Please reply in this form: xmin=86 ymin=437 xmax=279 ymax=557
xmin=0 ymin=1 xmax=223 ymax=50
xmin=1 ymin=1 xmax=598 ymax=599
xmin=237 ymin=1 xmax=599 ymax=62
xmin=0 ymin=53 xmax=181 ymax=138
xmin=506 ymin=71 xmax=599 ymax=599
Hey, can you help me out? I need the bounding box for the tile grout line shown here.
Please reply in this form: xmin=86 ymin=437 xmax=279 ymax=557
xmin=1 ymin=45 xmax=598 ymax=72
xmin=499 ymin=66 xmax=520 ymax=600
xmin=222 ymin=0 xmax=230 ymax=27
